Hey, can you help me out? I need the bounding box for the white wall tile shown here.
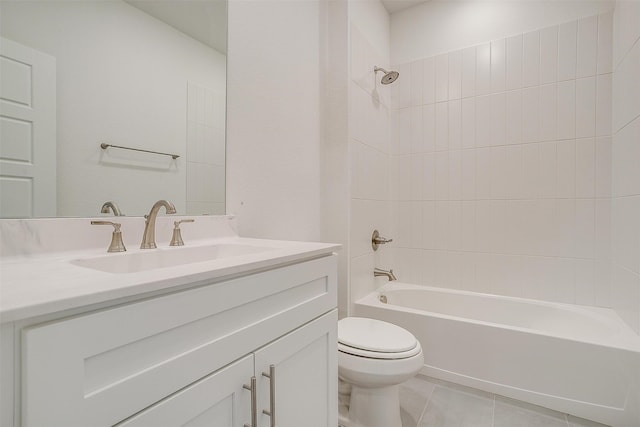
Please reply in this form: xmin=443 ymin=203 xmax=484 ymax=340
xmin=539 ymin=141 xmax=558 ymax=198
xmin=575 ymin=199 xmax=595 ymax=259
xmin=577 ymin=15 xmax=598 ymax=78
xmin=475 ymin=200 xmax=492 ymax=252
xmin=461 ymin=97 xmax=475 ymax=149
xmin=575 ymin=258 xmax=595 ymax=306
xmin=461 ymin=150 xmax=476 ymax=201
xmin=597 ymin=11 xmax=613 ymax=74
xmin=506 ymin=34 xmax=523 ymax=90
xmin=539 ymin=83 xmax=558 ymax=142
xmin=576 ymin=138 xmax=596 ymax=198
xmin=490 ymin=146 xmax=507 ymax=199
xmin=522 ymin=86 xmax=540 ymax=143
xmin=448 ymin=50 xmax=462 ymax=100
xmin=475 ymin=95 xmax=491 ymax=147
xmin=505 ymin=90 xmax=522 ymax=145
xmin=558 ymin=20 xmax=578 ymax=81
xmin=491 ymin=38 xmax=506 ymax=93
xmin=595 ymin=136 xmax=612 ymax=198
xmin=521 ymin=143 xmax=540 ymax=199
xmin=435 ymin=102 xmax=449 ymax=151
xmin=423 ymin=104 xmax=436 ymax=153
xmin=448 ymin=99 xmax=462 ymax=150
xmin=475 ymin=148 xmax=492 ymax=200
xmin=476 ymin=43 xmax=491 ymax=96
xmin=596 ymin=73 xmax=612 ymax=137
xmin=557 ymin=80 xmax=576 ymax=140
xmin=423 ymin=56 xmax=436 ymax=105
xmin=397 ymin=154 xmax=411 ymax=201
xmin=448 ymin=201 xmax=462 ymax=250
xmin=612 ymin=40 xmax=640 ymax=132
xmin=613 ymin=196 xmax=640 ymax=274
xmin=461 ymin=46 xmax=476 ymax=98
xmin=423 ymin=152 xmax=436 ymax=201
xmin=397 ymin=107 xmax=411 ymax=154
xmin=435 ymin=201 xmax=449 ymax=249
xmin=449 ymin=149 xmax=462 ymax=200
xmin=435 ymin=53 xmax=449 ymax=102
xmin=576 ymin=76 xmax=597 ymax=138
xmin=540 ymin=25 xmax=559 ymax=84
xmin=556 ymin=199 xmax=576 ymax=258
xmin=411 ymin=105 xmax=424 ymax=153
xmin=410 ymin=154 xmax=423 ymax=201
xmin=523 ymin=30 xmax=540 ymax=88
xmin=505 ymin=146 xmax=523 ymax=200
xmin=435 ymin=151 xmax=449 ymax=200
xmin=398 ymin=62 xmax=411 ymax=108
xmin=557 ymin=139 xmax=576 ymax=198
xmin=490 ymin=93 xmax=506 ymax=146
xmin=422 ymin=201 xmax=436 ymax=249
xmin=411 ymin=60 xmax=424 ymax=107
xmin=461 ymin=202 xmax=476 ymax=252
xmin=612 ymin=117 xmax=640 ymax=197
xmin=611 ymin=266 xmax=640 ymax=334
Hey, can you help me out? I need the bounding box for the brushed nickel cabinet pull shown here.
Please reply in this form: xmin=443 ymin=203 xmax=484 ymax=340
xmin=243 ymin=376 xmax=257 ymax=427
xmin=262 ymin=365 xmax=276 ymax=427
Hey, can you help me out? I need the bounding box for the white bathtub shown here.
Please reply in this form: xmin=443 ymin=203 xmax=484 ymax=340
xmin=355 ymin=282 xmax=640 ymax=426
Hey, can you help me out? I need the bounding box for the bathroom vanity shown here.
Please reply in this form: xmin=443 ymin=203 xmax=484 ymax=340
xmin=0 ymin=216 xmax=339 ymax=427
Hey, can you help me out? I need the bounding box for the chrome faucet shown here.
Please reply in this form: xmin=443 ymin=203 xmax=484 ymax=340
xmin=101 ymin=201 xmax=124 ymax=216
xmin=374 ymin=268 xmax=397 ymax=281
xmin=140 ymin=200 xmax=176 ymax=249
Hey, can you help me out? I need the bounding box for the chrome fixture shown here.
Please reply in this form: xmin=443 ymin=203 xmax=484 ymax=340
xmin=379 ymin=294 xmax=388 ymax=304
xmin=243 ymin=377 xmax=257 ymax=427
xmin=170 ymin=219 xmax=195 ymax=246
xmin=371 ymin=229 xmax=393 ymax=251
xmin=374 ymin=267 xmax=397 ymax=282
xmin=140 ymin=200 xmax=176 ymax=249
xmin=100 ymin=201 xmax=124 ymax=216
xmin=374 ymin=66 xmax=399 ymax=85
xmin=91 ymin=220 xmax=126 ymax=252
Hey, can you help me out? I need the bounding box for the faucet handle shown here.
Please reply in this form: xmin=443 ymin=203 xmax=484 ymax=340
xmin=371 ymin=229 xmax=393 ymax=251
xmin=91 ymin=221 xmax=127 ymax=253
xmin=170 ymin=219 xmax=195 ymax=246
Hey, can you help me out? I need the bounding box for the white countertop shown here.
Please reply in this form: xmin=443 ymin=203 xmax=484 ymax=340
xmin=0 ymin=216 xmax=340 ymax=322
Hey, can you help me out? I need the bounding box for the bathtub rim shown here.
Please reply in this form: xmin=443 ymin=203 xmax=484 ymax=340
xmin=357 ymin=281 xmax=640 ymax=353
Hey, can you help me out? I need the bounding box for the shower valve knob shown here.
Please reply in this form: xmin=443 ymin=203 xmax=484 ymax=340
xmin=372 ymin=230 xmax=393 ymax=251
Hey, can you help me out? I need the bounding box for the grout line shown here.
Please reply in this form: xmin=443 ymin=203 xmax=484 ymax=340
xmin=416 ymin=382 xmax=437 ymax=426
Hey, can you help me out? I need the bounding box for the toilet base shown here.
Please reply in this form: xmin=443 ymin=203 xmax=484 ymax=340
xmin=343 ymin=384 xmax=402 ymax=427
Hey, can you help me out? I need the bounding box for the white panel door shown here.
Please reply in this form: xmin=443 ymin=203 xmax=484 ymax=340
xmin=116 ymin=355 xmax=253 ymax=427
xmin=254 ymin=310 xmax=338 ymax=427
xmin=0 ymin=37 xmax=56 ymax=217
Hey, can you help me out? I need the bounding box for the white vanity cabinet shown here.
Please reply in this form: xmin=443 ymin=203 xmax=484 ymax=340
xmin=8 ymin=254 xmax=338 ymax=427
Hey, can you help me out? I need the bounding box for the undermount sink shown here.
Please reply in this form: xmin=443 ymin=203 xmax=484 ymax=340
xmin=70 ymin=243 xmax=275 ymax=274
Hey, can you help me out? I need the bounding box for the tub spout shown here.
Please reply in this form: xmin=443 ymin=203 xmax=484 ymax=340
xmin=374 ymin=267 xmax=397 ymax=281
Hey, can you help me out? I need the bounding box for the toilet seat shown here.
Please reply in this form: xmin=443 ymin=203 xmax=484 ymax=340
xmin=338 ymin=317 xmax=421 ymax=360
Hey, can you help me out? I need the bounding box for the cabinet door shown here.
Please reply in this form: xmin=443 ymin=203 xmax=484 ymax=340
xmin=116 ymin=355 xmax=253 ymax=427
xmin=254 ymin=310 xmax=338 ymax=427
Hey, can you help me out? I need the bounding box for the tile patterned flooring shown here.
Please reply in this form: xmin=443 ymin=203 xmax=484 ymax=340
xmin=397 ymin=375 xmax=610 ymax=427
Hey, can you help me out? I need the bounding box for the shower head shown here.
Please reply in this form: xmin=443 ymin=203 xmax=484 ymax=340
xmin=374 ymin=66 xmax=399 ymax=85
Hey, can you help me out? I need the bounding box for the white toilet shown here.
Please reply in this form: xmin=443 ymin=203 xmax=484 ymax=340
xmin=337 ymin=317 xmax=424 ymax=427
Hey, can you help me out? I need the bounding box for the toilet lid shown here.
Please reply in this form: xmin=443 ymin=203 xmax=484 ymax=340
xmin=338 ymin=317 xmax=419 ymax=355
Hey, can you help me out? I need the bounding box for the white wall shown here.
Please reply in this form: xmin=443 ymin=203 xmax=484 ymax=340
xmin=391 ymin=0 xmax=614 ymax=64
xmin=611 ymin=0 xmax=640 ymax=335
xmin=226 ymin=0 xmax=324 ymax=241
xmin=0 ymin=1 xmax=225 ymax=217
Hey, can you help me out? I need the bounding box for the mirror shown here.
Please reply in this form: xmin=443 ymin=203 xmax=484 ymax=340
xmin=0 ymin=0 xmax=227 ymax=218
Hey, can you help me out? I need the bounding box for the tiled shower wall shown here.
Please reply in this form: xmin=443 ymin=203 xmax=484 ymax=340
xmin=390 ymin=12 xmax=614 ymax=307
xmin=611 ymin=1 xmax=640 ymax=333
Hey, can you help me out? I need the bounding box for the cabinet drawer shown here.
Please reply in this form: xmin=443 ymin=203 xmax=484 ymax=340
xmin=22 ymin=255 xmax=337 ymax=427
